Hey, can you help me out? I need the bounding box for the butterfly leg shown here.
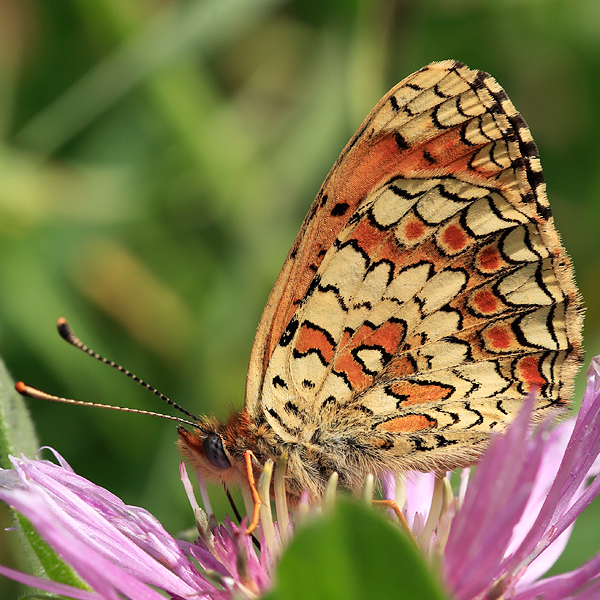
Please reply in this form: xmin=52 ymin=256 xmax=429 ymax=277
xmin=372 ymin=499 xmax=418 ymax=547
xmin=244 ymin=450 xmax=262 ymax=535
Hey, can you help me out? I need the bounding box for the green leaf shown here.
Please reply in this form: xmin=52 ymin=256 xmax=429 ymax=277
xmin=0 ymin=358 xmax=88 ymax=595
xmin=17 ymin=514 xmax=92 ymax=594
xmin=0 ymin=357 xmax=38 ymax=465
xmin=264 ymin=498 xmax=448 ymax=600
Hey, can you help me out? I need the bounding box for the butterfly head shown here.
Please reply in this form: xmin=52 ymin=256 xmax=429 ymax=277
xmin=203 ymin=431 xmax=232 ymax=470
xmin=177 ymin=418 xmax=239 ymax=484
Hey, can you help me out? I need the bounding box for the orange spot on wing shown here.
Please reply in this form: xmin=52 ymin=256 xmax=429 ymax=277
xmin=486 ymin=325 xmax=512 ymax=349
xmin=338 ymin=329 xmax=352 ymax=349
xmin=347 ymin=323 xmax=377 ymax=347
xmin=397 ymin=128 xmax=476 ymax=171
xmin=442 ymin=224 xmax=468 ymax=251
xmin=472 ymin=289 xmax=499 ymax=314
xmin=295 ymin=325 xmax=335 ymax=364
xmin=339 ymin=321 xmax=405 ymax=356
xmin=365 ymin=320 xmax=405 ymax=353
xmin=372 ymin=234 xmax=402 ymax=265
xmin=378 ymin=414 xmax=437 ymax=433
xmin=405 ymin=219 xmax=426 ymax=240
xmin=478 ymin=246 xmax=502 ymax=271
xmin=347 ymin=220 xmax=387 ymax=255
xmin=334 ymin=320 xmax=406 ymax=392
xmin=387 ymin=355 xmax=418 ymax=377
xmin=388 ymin=380 xmax=453 ymax=406
xmin=334 ymin=351 xmax=372 ymax=391
xmin=517 ymin=356 xmax=547 ymax=386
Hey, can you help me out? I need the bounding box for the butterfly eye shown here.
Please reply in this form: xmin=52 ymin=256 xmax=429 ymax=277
xmin=203 ymin=434 xmax=232 ymax=470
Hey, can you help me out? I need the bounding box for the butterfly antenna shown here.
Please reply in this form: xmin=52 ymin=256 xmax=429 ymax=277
xmin=54 ymin=317 xmax=202 ymax=425
xmin=15 ymin=381 xmax=198 ymax=427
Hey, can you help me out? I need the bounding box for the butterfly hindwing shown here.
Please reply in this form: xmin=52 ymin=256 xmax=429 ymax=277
xmin=245 ymin=60 xmax=583 ymax=477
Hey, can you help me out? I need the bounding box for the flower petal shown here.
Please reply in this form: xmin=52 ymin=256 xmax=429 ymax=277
xmin=444 ymin=393 xmax=548 ymax=600
xmin=0 ymin=488 xmax=165 ymax=600
xmin=506 ymin=420 xmax=575 ymax=584
xmin=9 ymin=454 xmax=207 ymax=594
xmin=503 ymin=358 xmax=600 ymax=576
xmin=513 ymin=551 xmax=600 ymax=600
xmin=0 ymin=563 xmax=102 ymax=600
xmin=404 ymin=471 xmax=435 ymax=529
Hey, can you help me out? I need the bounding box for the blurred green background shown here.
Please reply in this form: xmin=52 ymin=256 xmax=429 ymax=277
xmin=1 ymin=0 xmax=600 ymax=596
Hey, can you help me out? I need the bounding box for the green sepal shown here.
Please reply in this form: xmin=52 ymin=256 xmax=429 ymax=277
xmin=263 ymin=498 xmax=449 ymax=600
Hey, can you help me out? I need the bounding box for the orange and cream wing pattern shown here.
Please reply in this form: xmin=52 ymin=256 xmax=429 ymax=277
xmin=244 ymin=60 xmax=583 ymax=476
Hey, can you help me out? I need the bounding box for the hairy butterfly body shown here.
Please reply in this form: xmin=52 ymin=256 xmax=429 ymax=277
xmin=178 ymin=60 xmax=583 ymax=502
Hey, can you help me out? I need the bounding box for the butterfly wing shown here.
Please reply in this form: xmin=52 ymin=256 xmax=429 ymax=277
xmin=244 ymin=60 xmax=583 ymax=480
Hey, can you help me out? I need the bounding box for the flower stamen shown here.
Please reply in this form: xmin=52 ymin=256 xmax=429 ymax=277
xmin=421 ymin=474 xmax=446 ymax=552
xmin=258 ymin=460 xmax=281 ymax=558
xmin=179 ymin=462 xmax=214 ymax=552
xmin=362 ymin=474 xmax=375 ymax=505
xmin=323 ymin=472 xmax=339 ymax=512
xmin=244 ymin=450 xmax=262 ymax=535
xmin=196 ymin=468 xmax=218 ymax=530
xmin=274 ymin=454 xmax=290 ymax=544
xmin=234 ymin=532 xmax=259 ymax=598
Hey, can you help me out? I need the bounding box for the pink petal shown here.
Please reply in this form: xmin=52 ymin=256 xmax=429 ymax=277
xmin=503 ymin=359 xmax=600 ymax=575
xmin=515 ymin=524 xmax=573 ymax=589
xmin=513 ymin=550 xmax=600 ymax=600
xmin=0 ymin=488 xmax=166 ymax=600
xmin=404 ymin=471 xmax=435 ymax=528
xmin=0 ymin=564 xmax=102 ymax=600
xmin=444 ymin=393 xmax=549 ymax=600
xmin=506 ymin=419 xmax=575 ymax=555
xmin=9 ymin=453 xmax=207 ymax=593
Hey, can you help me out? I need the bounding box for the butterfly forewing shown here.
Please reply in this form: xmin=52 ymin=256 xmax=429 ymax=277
xmin=243 ymin=61 xmax=582 ymax=485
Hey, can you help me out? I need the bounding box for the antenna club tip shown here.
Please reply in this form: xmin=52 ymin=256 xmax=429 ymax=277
xmin=57 ymin=318 xmax=74 ymax=341
xmin=15 ymin=381 xmax=27 ymax=395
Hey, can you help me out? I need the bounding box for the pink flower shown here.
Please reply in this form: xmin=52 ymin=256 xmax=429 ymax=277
xmin=442 ymin=356 xmax=600 ymax=599
xmin=0 ymin=450 xmax=272 ymax=599
xmin=381 ymin=356 xmax=600 ymax=599
xmin=2 ymin=357 xmax=600 ymax=599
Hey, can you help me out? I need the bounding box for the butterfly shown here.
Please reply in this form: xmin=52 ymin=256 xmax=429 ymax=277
xmin=178 ymin=60 xmax=584 ymax=509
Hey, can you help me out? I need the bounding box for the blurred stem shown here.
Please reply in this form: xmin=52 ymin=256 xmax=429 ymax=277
xmin=346 ymin=0 xmax=396 ymax=125
xmin=15 ymin=0 xmax=286 ymax=157
xmin=148 ymin=63 xmax=259 ymax=207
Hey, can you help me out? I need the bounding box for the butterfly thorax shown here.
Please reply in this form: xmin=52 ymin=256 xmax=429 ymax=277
xmin=179 ymin=402 xmax=487 ymax=502
xmin=177 ymin=408 xmax=390 ymax=501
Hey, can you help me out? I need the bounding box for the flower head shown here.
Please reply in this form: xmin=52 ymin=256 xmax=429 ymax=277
xmin=380 ymin=356 xmax=600 ymax=599
xmin=2 ymin=358 xmax=600 ymax=599
xmin=442 ymin=357 xmax=600 ymax=599
xmin=0 ymin=449 xmax=272 ymax=599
